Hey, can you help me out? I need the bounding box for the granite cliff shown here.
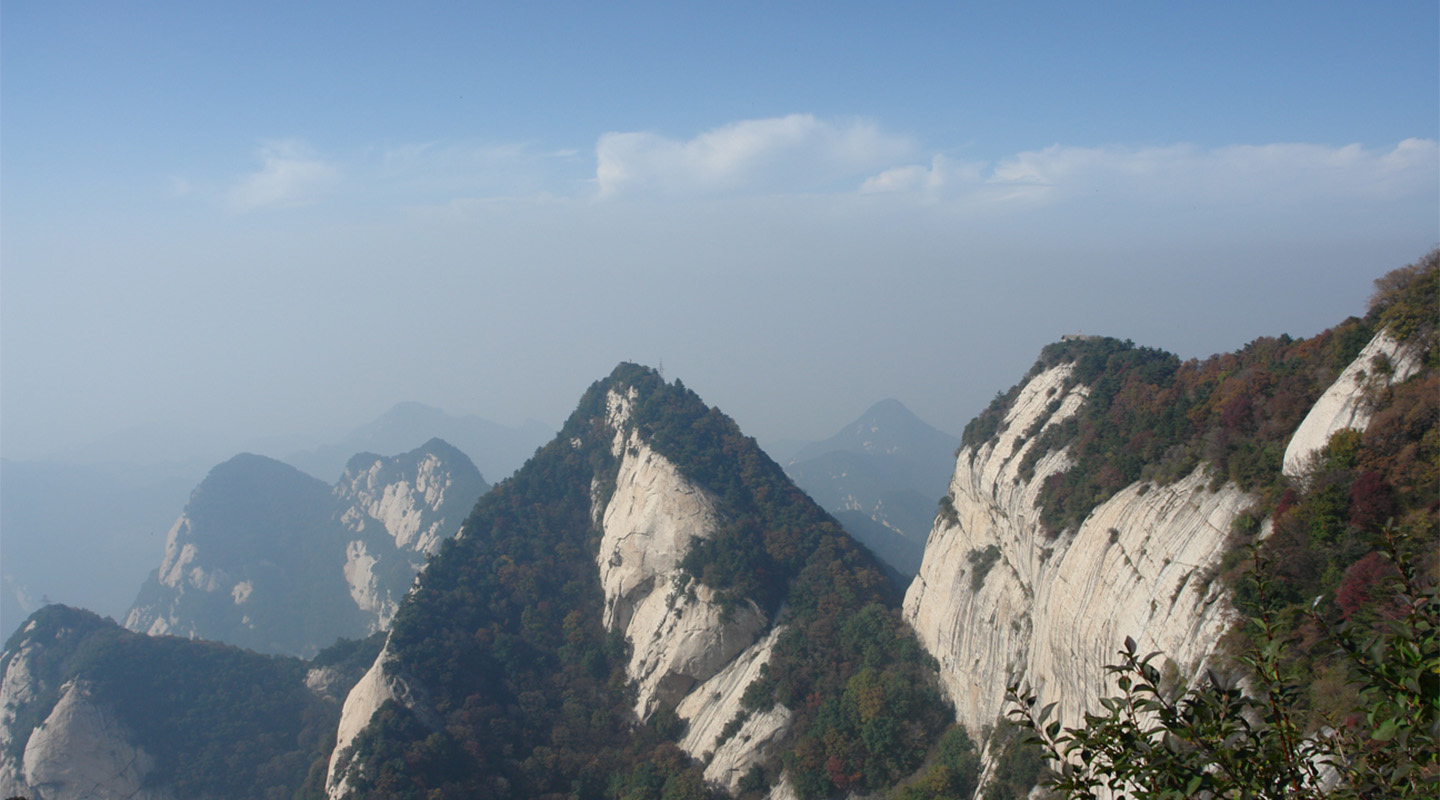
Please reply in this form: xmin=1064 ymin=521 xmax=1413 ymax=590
xmin=903 ymin=275 xmax=1434 ymax=790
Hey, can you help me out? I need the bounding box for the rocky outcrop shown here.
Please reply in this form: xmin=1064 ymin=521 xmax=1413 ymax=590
xmin=324 ymin=639 xmax=423 ymax=799
xmin=18 ymin=681 xmax=169 ymax=800
xmin=592 ymin=390 xmax=798 ymax=793
xmin=123 ymin=454 xmax=354 ymax=656
xmin=336 ymin=440 xmax=483 ymax=556
xmin=904 ymin=363 xmax=1248 ymax=749
xmin=905 ymin=324 xmax=1432 ymax=774
xmin=590 ymin=393 xmax=794 ymax=793
xmin=334 ymin=439 xmax=488 ymax=629
xmin=1 ymin=611 xmax=162 ymax=800
xmin=3 ymin=604 xmax=345 ymax=800
xmin=596 ymin=421 xmax=768 ymax=719
xmin=1282 ymin=329 xmax=1425 ymax=479
xmin=677 ymin=626 xmax=793 ymax=791
xmin=0 ymin=624 xmax=43 ymax=796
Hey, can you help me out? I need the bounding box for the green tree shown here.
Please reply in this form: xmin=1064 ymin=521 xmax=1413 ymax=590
xmin=1007 ymin=537 xmax=1437 ymax=799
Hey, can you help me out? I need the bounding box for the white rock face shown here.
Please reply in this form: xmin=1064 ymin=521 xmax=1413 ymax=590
xmin=597 ymin=430 xmax=722 ymax=633
xmin=1282 ymin=329 xmax=1425 ymax=479
xmin=333 ymin=447 xmax=484 ymax=633
xmin=341 ymin=539 xmax=388 ymax=621
xmin=126 ymin=445 xmax=482 ymax=655
xmin=596 ymin=424 xmax=768 ymax=720
xmin=0 ymin=640 xmax=41 ymax=794
xmin=677 ymin=627 xmax=793 ymax=792
xmin=13 ymin=680 xmax=169 ymax=800
xmin=326 ymin=639 xmax=403 ymax=798
xmin=124 ymin=515 xmax=213 ymax=638
xmin=337 ymin=451 xmax=461 ymax=555
xmin=904 ymin=363 xmax=1249 ymax=747
xmin=325 ymin=386 xmax=790 ymax=796
xmin=593 ymin=388 xmax=789 ymax=790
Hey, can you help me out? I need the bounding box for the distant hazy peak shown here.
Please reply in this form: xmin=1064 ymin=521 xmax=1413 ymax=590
xmin=794 ymin=397 xmax=958 ymax=463
xmin=200 ymin=452 xmax=332 ymax=495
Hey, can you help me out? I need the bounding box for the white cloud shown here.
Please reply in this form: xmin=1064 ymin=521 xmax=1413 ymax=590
xmin=595 ymin=114 xmax=914 ymax=198
xmin=860 ymin=155 xmax=986 ymax=195
xmin=853 ymin=139 xmax=1439 ymax=224
xmin=228 ymin=141 xmax=341 ymax=211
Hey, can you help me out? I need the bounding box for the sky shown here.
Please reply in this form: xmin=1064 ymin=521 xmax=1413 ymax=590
xmin=3 ymin=1 xmax=1437 ymax=466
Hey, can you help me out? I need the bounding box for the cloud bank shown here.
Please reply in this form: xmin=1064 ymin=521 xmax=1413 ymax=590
xmin=217 ymin=117 xmax=1437 ymax=225
xmin=595 ymin=114 xmax=914 ymax=197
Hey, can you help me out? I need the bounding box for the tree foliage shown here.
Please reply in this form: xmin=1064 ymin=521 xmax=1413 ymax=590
xmin=1008 ymin=536 xmax=1437 ymax=799
xmin=2 ymin=605 xmax=340 ymax=800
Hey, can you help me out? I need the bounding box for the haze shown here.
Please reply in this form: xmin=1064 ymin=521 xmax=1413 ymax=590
xmin=3 ymin=2 xmax=1437 ymax=466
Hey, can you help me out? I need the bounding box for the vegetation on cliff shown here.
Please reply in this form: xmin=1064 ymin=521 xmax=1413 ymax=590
xmin=1004 ymin=252 xmax=1439 ymax=798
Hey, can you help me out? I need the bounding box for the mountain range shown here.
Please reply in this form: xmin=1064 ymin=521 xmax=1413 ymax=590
xmin=1 ymin=253 xmax=1434 ymax=800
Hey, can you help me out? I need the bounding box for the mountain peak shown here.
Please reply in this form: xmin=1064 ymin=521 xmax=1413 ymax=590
xmin=794 ymin=398 xmax=958 ymax=464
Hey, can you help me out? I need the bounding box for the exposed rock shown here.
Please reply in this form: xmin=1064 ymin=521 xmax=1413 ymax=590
xmin=1282 ymin=329 xmax=1425 ymax=479
xmin=596 ymin=421 xmax=767 ymax=720
xmin=326 ymin=640 xmax=402 ymax=798
xmin=597 ymin=430 xmax=721 ymax=634
xmin=20 ymin=680 xmax=169 ymax=800
xmin=677 ymin=627 xmax=793 ymax=792
xmin=1 ymin=615 xmax=169 ymax=800
xmin=0 ymin=635 xmax=41 ymax=795
xmin=4 ymin=605 xmax=341 ymax=800
xmin=335 ymin=440 xmax=483 ymax=556
xmin=904 ymin=363 xmax=1247 ymax=749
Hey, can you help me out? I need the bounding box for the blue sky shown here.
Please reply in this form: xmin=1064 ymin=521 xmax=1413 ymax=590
xmin=3 ymin=1 xmax=1437 ymax=465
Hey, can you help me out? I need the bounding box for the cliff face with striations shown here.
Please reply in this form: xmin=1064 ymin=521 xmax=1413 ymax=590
xmin=1281 ymin=329 xmax=1426 ymax=480
xmin=593 ymin=390 xmax=785 ymax=788
xmin=904 ymin=320 xmax=1431 ymax=780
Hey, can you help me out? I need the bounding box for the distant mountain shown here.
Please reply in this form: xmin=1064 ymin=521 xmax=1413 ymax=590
xmin=284 ymin=401 xmax=552 ymax=483
xmin=784 ymin=399 xmax=959 ymax=576
xmin=125 ymin=439 xmax=487 ymax=657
